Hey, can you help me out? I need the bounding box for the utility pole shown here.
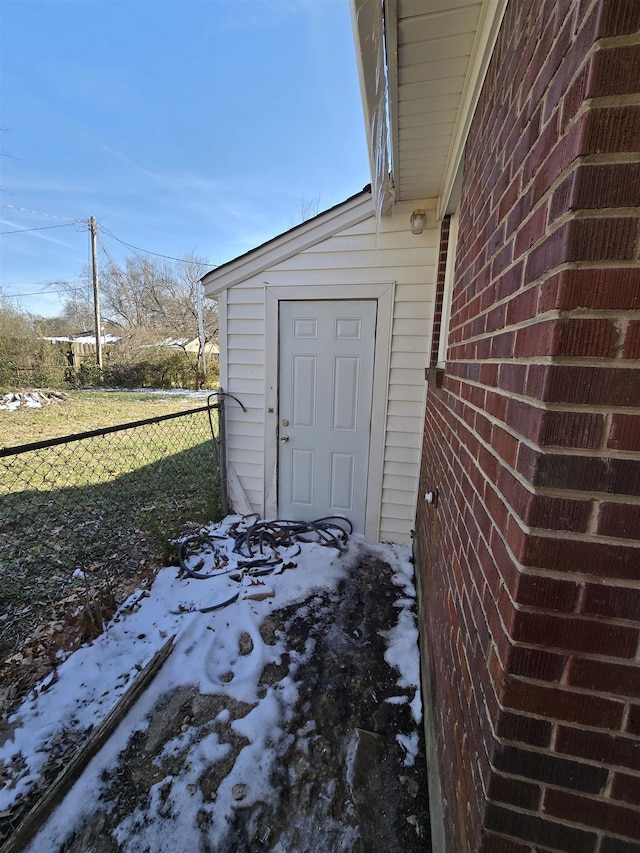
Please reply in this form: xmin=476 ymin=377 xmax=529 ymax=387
xmin=89 ymin=216 xmax=103 ymax=369
xmin=196 ymin=281 xmax=207 ymax=384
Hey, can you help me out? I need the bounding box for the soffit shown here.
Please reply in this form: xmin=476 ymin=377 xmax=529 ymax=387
xmin=350 ymin=0 xmax=506 ymax=215
xmin=388 ymin=0 xmax=486 ymax=204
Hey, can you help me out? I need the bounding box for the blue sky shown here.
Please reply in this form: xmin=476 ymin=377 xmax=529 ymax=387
xmin=0 ymin=0 xmax=370 ymax=317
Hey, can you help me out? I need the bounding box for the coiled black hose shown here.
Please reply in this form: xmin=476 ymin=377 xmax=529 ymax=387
xmin=178 ymin=514 xmax=353 ymax=580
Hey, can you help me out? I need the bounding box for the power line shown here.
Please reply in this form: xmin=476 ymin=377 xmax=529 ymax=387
xmin=3 ymin=204 xmax=80 ymax=222
xmin=99 ymin=224 xmax=215 ymax=267
xmin=0 ymin=223 xmax=76 ymax=235
xmin=2 ymin=284 xmax=87 ymax=297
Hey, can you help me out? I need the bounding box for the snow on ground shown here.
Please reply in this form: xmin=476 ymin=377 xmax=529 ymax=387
xmin=0 ymin=515 xmax=422 ymax=851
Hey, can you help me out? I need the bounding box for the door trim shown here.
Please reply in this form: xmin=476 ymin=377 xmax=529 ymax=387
xmin=264 ymin=282 xmax=394 ymax=541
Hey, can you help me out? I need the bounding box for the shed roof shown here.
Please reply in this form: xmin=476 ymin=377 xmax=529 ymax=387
xmin=201 ymin=185 xmax=373 ymax=296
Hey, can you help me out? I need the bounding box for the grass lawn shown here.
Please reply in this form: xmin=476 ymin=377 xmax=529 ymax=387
xmin=0 ymin=389 xmax=213 ymax=449
xmin=0 ymin=389 xmax=221 ymax=679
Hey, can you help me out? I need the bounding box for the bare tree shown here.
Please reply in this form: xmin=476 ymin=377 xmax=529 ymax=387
xmin=90 ymin=252 xmax=218 ymax=387
xmin=298 ymin=194 xmax=323 ymax=222
xmin=0 ymin=292 xmax=36 ymax=338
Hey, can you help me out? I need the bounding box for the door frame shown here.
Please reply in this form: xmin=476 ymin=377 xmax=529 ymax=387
xmin=264 ymin=282 xmax=395 ymax=541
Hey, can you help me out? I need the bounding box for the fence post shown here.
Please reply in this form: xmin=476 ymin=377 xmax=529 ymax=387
xmin=218 ymin=390 xmax=229 ymax=516
xmin=207 ymin=389 xmax=247 ymax=518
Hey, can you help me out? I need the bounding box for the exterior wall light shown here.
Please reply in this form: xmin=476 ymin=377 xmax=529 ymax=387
xmin=410 ymin=209 xmax=426 ymax=234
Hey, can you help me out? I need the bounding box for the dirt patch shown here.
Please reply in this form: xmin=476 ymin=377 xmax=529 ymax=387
xmin=42 ymin=558 xmax=430 ymax=852
xmin=0 ymin=552 xmax=163 ymax=720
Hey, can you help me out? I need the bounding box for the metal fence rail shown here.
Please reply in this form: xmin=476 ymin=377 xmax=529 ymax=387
xmin=0 ymin=405 xmax=220 ymax=654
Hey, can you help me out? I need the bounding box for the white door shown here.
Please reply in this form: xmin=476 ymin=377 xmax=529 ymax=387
xmin=278 ymin=300 xmax=377 ymax=533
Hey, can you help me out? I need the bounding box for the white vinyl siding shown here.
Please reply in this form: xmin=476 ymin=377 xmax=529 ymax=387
xmin=214 ymin=200 xmax=437 ymax=544
xmin=223 ymin=285 xmax=265 ymax=508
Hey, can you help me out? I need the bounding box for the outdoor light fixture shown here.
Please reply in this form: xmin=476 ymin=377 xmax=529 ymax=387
xmin=410 ymin=209 xmax=426 ymax=234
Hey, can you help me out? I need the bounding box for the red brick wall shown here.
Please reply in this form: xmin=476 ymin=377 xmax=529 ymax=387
xmin=415 ymin=1 xmax=640 ymax=851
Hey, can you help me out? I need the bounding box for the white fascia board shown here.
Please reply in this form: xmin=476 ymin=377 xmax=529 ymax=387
xmin=350 ymin=0 xmax=386 ymax=193
xmin=350 ymin=0 xmax=393 ymax=216
xmin=202 ymin=192 xmax=374 ymax=297
xmin=384 ymin=0 xmax=399 ymax=196
xmin=438 ymin=0 xmax=509 ymax=218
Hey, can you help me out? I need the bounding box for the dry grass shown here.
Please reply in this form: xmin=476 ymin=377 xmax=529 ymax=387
xmin=0 ymin=389 xmax=221 ymax=705
xmin=0 ymin=389 xmax=209 ymax=449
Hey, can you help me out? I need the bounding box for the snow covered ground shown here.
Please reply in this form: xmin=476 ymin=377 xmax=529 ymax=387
xmin=0 ymin=515 xmax=427 ymax=852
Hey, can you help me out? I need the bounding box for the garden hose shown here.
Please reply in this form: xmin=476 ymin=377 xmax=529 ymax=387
xmin=175 ymin=514 xmax=353 ymax=612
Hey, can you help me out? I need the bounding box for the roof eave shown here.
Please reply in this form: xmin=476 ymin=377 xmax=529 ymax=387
xmin=353 ymin=0 xmax=508 ymax=217
xmin=349 ymin=0 xmax=394 ymax=219
xmin=201 ymin=188 xmax=374 ymax=297
xmin=437 ymin=0 xmax=509 ymax=219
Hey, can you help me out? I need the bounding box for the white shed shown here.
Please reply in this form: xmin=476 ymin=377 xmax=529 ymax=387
xmin=201 ymin=186 xmax=438 ymax=544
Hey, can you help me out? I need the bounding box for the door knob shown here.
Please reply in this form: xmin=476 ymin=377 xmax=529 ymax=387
xmin=280 ymin=435 xmax=289 ymax=442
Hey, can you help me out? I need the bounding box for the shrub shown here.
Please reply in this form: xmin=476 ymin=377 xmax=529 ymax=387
xmin=0 ymin=337 xmax=67 ymax=389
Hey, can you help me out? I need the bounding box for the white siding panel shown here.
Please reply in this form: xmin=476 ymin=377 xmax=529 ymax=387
xmin=342 ymin=214 xmax=428 ymax=236
xmin=382 ymin=501 xmax=415 ymax=532
xmin=223 ymin=377 xmax=267 ymax=396
xmin=395 ymin=283 xmax=434 ymax=302
xmin=385 ymin=430 xmax=422 ymax=450
xmin=394 ymin=300 xmax=432 ymax=319
xmin=227 ymin=363 xmax=264 ymax=381
xmin=227 ymin=303 xmax=264 ymax=320
xmin=383 ymin=475 xmax=419 ymax=495
xmin=393 ymin=318 xmax=430 ymax=336
xmin=228 ymin=434 xmax=264 ymax=452
xmin=227 ymin=409 xmax=263 ymax=427
xmin=387 ymin=399 xmax=425 ymax=418
xmin=381 ymin=501 xmax=415 ymax=521
xmin=226 ymin=397 xmax=265 ymax=415
xmin=220 ymin=207 xmax=435 ymax=542
xmin=379 ymin=524 xmax=412 ymax=544
xmin=388 ymin=384 xmax=426 ymax=402
xmin=392 ymin=334 xmax=428 ymax=353
xmin=226 ymin=318 xmax=263 ymax=335
xmin=226 ymin=419 xmax=263 ymax=438
xmin=310 ymin=231 xmax=425 ymax=253
xmin=227 ymin=338 xmax=264 ymax=354
xmin=390 ymin=352 xmax=425 ymax=370
xmin=225 ymin=283 xmax=266 ymax=519
xmin=385 ymin=445 xmax=421 ymax=464
xmin=386 ymin=415 xmax=423 ymax=434
xmin=227 ymin=348 xmax=264 ymax=365
xmin=382 ymin=489 xmax=416 ymax=507
xmin=229 ymin=459 xmax=263 ymax=479
xmin=265 ymin=267 xmax=433 ymax=287
xmin=385 ymin=460 xmax=422 ymax=478
xmin=273 ymin=247 xmax=431 ymax=271
xmin=242 ymin=488 xmax=264 ymax=506
xmin=228 ymin=286 xmax=264 ymax=304
xmin=389 ymin=367 xmax=425 ymax=386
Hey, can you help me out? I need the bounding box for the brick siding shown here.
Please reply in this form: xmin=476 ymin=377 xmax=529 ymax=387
xmin=415 ymin=1 xmax=640 ymax=851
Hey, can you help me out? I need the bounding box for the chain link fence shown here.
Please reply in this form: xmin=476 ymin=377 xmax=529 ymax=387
xmin=0 ymin=405 xmax=221 ymax=657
